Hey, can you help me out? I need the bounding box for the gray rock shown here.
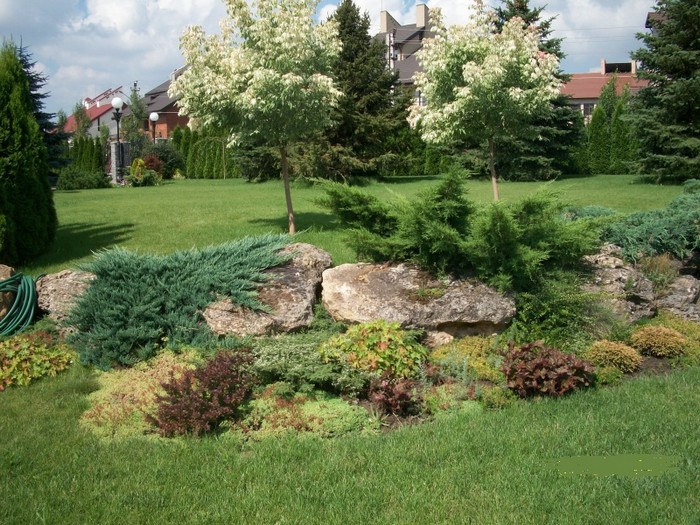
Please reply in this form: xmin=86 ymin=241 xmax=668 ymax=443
xmin=35 ymin=270 xmax=95 ymax=324
xmin=321 ymin=263 xmax=516 ymax=336
xmin=582 ymin=244 xmax=656 ymax=322
xmin=204 ymin=243 xmax=332 ymax=336
xmin=656 ymin=275 xmax=700 ymax=322
xmin=0 ymin=264 xmax=15 ymax=319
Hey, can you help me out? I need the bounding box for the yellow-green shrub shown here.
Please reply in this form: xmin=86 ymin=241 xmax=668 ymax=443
xmin=0 ymin=332 xmax=76 ymax=390
xmin=631 ymin=326 xmax=688 ymax=358
xmin=651 ymin=312 xmax=700 ymax=367
xmin=81 ymin=349 xmax=201 ymax=438
xmin=430 ymin=336 xmax=504 ymax=384
xmin=583 ymin=340 xmax=642 ymax=373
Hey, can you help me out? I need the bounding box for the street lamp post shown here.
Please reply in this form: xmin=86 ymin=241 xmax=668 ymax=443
xmin=149 ymin=112 xmax=160 ymax=144
xmin=111 ymin=97 xmax=124 ymax=182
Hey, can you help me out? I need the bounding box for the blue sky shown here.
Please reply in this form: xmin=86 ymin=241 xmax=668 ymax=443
xmin=0 ymin=0 xmax=654 ymax=117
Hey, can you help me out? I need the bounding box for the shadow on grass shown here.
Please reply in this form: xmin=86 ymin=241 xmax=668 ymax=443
xmin=249 ymin=211 xmax=343 ymax=233
xmin=30 ymin=221 xmax=136 ymax=270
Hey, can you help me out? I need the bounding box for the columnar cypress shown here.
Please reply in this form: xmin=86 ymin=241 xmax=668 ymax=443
xmin=0 ymin=43 xmax=57 ymax=264
xmin=587 ymin=105 xmax=611 ymax=175
xmin=610 ymin=94 xmax=635 ymax=174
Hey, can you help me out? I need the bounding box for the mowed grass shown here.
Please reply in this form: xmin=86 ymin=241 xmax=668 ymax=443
xmin=21 ymin=175 xmax=683 ymax=276
xmin=1 ymin=365 xmax=698 ymax=524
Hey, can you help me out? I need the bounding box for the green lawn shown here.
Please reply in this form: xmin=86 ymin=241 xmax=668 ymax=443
xmin=1 ymin=365 xmax=698 ymax=524
xmin=21 ymin=175 xmax=683 ymax=276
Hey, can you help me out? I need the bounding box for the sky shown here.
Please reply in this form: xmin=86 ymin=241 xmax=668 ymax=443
xmin=0 ymin=0 xmax=655 ymax=118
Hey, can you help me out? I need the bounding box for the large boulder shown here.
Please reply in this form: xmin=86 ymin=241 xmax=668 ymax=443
xmin=321 ymin=263 xmax=516 ymax=336
xmin=35 ymin=270 xmax=95 ymax=325
xmin=582 ymin=244 xmax=656 ymax=322
xmin=656 ymin=275 xmax=700 ymax=322
xmin=0 ymin=264 xmax=15 ymax=319
xmin=204 ymin=243 xmax=332 ymax=336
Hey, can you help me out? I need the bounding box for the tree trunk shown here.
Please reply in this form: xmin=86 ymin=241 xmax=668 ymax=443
xmin=488 ymin=138 xmax=500 ymax=202
xmin=279 ymin=146 xmax=296 ymax=235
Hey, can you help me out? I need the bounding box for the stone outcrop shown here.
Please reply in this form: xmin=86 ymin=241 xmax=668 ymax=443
xmin=204 ymin=243 xmax=333 ymax=336
xmin=0 ymin=264 xmax=15 ymax=319
xmin=582 ymin=244 xmax=656 ymax=322
xmin=35 ymin=270 xmax=95 ymax=325
xmin=321 ymin=263 xmax=516 ymax=337
xmin=656 ymin=275 xmax=700 ymax=322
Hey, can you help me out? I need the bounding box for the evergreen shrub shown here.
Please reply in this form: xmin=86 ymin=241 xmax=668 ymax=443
xmin=56 ymin=164 xmax=110 ymax=190
xmin=501 ymin=341 xmax=596 ymax=398
xmin=631 ymin=326 xmax=687 ymax=358
xmin=142 ymin=142 xmax=185 ymax=179
xmin=67 ymin=235 xmax=290 ymax=369
xmin=583 ymin=340 xmax=642 ymax=373
xmin=149 ymin=349 xmax=257 ymax=437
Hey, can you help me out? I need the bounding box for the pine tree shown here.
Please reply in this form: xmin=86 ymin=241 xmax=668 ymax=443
xmin=587 ymin=105 xmax=611 ymax=174
xmin=631 ymin=0 xmax=700 ymax=182
xmin=493 ymin=0 xmax=584 ymax=180
xmin=0 ymin=43 xmax=57 ymax=264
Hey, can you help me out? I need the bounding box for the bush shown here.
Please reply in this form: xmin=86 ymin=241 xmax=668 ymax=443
xmin=148 ymin=349 xmax=257 ymax=437
xmin=631 ymin=325 xmax=688 ymax=358
xmin=422 ymin=383 xmax=479 ymax=415
xmin=142 ymin=154 xmax=164 ymax=176
xmin=430 ymin=336 xmax=504 ymax=384
xmin=237 ymin=386 xmax=379 ymax=439
xmin=67 ymin=235 xmax=290 ymax=369
xmin=479 ymin=385 xmax=517 ymax=409
xmin=501 ymin=341 xmax=596 ymax=398
xmin=81 ymin=350 xmax=201 ymax=438
xmin=56 ymin=164 xmax=110 ymax=190
xmin=0 ymin=332 xmax=75 ymax=390
xmin=368 ymin=374 xmax=423 ymax=416
xmin=583 ymin=340 xmax=642 ymax=373
xmin=253 ymin=332 xmax=370 ymax=396
xmin=682 ymin=179 xmax=700 ymax=194
xmin=603 ymin=193 xmax=700 ymax=261
xmin=595 ymin=366 xmax=624 ymax=385
xmin=126 ymin=158 xmax=161 ymax=187
xmin=142 ymin=142 xmax=185 ymax=180
xmin=318 ymin=319 xmax=428 ymax=379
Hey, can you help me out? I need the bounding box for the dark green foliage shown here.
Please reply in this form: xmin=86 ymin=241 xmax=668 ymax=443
xmin=315 ymin=181 xmax=397 ymax=236
xmin=67 ymin=235 xmax=291 ymax=369
xmin=171 ymin=125 xmax=184 ymax=152
xmin=56 ymin=164 xmax=109 ymax=190
xmin=602 ymin=192 xmax=700 ymax=260
xmin=631 ymin=0 xmax=700 ymax=182
xmin=598 ymin=75 xmax=619 ymax=121
xmin=148 ymin=349 xmax=257 ymax=437
xmin=0 ymin=42 xmax=57 ymax=265
xmin=368 ymin=374 xmax=423 ymax=416
xmin=142 ymin=142 xmax=184 ymax=179
xmin=69 ymin=136 xmax=103 ymax=173
xmin=501 ymin=341 xmax=596 ymax=398
xmin=587 ymin=105 xmax=611 ymax=174
xmin=683 ymin=179 xmax=700 ymax=194
xmin=610 ymin=89 xmax=636 ymax=175
xmin=122 ymin=83 xmax=148 ymax=160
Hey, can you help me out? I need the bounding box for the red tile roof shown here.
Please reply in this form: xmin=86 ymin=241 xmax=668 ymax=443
xmin=63 ymin=103 xmax=123 ymax=133
xmin=561 ymin=73 xmax=648 ymax=101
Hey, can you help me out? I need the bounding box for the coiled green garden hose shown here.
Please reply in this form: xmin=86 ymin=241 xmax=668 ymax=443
xmin=0 ymin=273 xmax=37 ymax=336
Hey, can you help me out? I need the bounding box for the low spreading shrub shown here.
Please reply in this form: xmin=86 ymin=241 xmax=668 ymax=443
xmin=631 ymin=326 xmax=688 ymax=358
xmin=429 ymin=336 xmax=504 ymax=384
xmin=595 ymin=366 xmax=625 ymax=385
xmin=318 ymin=320 xmax=428 ymax=379
xmin=501 ymin=341 xmax=596 ymax=398
xmin=682 ymin=179 xmax=700 ymax=194
xmin=56 ymin=164 xmax=109 ymax=190
xmin=148 ymin=349 xmax=257 ymax=437
xmin=0 ymin=332 xmax=76 ymax=390
xmin=583 ymin=340 xmax=643 ymax=374
xmin=650 ymin=311 xmax=700 ymax=367
xmin=368 ymin=374 xmax=423 ymax=416
xmin=253 ymin=332 xmax=370 ymax=397
xmin=237 ymin=385 xmax=379 ymax=439
xmin=81 ymin=350 xmax=201 ymax=438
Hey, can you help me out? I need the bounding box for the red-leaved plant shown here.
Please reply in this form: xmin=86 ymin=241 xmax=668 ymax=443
xmin=369 ymin=374 xmax=423 ymax=416
xmin=501 ymin=341 xmax=595 ymax=398
xmin=148 ymin=349 xmax=257 ymax=437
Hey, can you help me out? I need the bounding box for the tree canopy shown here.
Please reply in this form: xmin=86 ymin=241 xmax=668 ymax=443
xmin=631 ymin=0 xmax=700 ymax=181
xmin=170 ymin=0 xmax=341 ymax=233
xmin=410 ymin=0 xmax=561 ymax=200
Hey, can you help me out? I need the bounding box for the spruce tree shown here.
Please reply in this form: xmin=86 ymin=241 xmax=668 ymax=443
xmin=631 ymin=0 xmax=700 ymax=182
xmin=321 ymin=0 xmax=409 ymax=180
xmin=587 ymin=105 xmax=611 ymax=174
xmin=493 ymin=0 xmax=584 ymax=180
xmin=0 ymin=43 xmax=57 ymax=264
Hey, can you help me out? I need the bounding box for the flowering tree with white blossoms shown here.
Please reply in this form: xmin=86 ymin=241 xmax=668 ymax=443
xmin=410 ymin=0 xmax=561 ymax=201
xmin=169 ymin=0 xmax=341 ymax=234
